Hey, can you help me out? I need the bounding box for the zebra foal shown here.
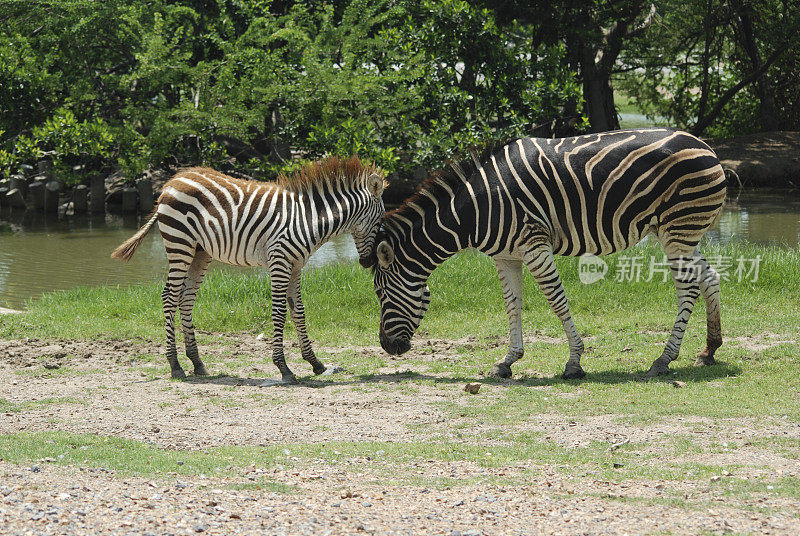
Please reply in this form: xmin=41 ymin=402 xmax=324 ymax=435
xmin=112 ymin=157 xmax=386 ymax=384
xmin=372 ymin=129 xmax=726 ymax=379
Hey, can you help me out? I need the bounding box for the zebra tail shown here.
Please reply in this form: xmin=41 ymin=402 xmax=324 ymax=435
xmin=110 ymin=209 xmax=159 ymax=261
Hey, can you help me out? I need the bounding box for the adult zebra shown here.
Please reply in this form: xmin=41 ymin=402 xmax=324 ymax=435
xmin=112 ymin=157 xmax=386 ymax=384
xmin=372 ymin=129 xmax=726 ymax=379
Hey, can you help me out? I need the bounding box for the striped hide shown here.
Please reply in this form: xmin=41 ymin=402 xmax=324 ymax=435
xmin=112 ymin=157 xmax=386 ymax=384
xmin=372 ymin=128 xmax=726 ymax=379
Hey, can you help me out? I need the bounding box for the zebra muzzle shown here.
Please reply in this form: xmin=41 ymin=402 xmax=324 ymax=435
xmin=379 ymin=326 xmax=411 ymax=355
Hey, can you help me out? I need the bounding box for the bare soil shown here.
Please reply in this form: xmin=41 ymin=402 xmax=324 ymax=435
xmin=710 ymin=131 xmax=800 ymax=188
xmin=1 ymin=335 xmax=799 ymax=535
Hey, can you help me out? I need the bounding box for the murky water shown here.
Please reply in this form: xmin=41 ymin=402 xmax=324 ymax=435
xmin=1 ymin=189 xmax=798 ymax=309
xmin=0 ymin=211 xmax=358 ymax=309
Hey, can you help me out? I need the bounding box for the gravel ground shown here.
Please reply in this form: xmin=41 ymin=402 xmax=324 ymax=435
xmin=1 ymin=336 xmax=799 ymax=535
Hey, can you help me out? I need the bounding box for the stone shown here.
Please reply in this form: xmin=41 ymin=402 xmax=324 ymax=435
xmin=121 ymin=187 xmax=138 ymax=213
xmin=44 ymin=181 xmax=62 ymax=213
xmin=464 ymin=382 xmax=481 ymax=394
xmin=73 ymin=185 xmax=89 ymax=212
xmin=29 ymin=180 xmax=45 ymax=209
xmin=90 ymin=175 xmax=105 ymax=213
xmin=7 ymin=188 xmax=26 ymax=210
xmin=137 ymin=179 xmax=154 ymax=212
xmin=672 ymin=380 xmax=686 ymax=388
xmin=37 ymin=159 xmax=54 ymax=179
xmin=9 ymin=175 xmax=27 ymax=198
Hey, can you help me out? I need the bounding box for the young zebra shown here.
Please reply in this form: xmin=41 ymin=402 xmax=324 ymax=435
xmin=112 ymin=157 xmax=386 ymax=384
xmin=372 ymin=129 xmax=726 ymax=379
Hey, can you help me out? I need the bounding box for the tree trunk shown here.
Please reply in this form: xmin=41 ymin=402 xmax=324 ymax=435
xmin=733 ymin=0 xmax=779 ymax=131
xmin=581 ymin=48 xmax=620 ymax=132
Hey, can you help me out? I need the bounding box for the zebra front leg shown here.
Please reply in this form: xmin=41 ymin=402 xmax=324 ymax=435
xmin=523 ymin=247 xmax=585 ymax=380
xmin=162 ymin=258 xmax=192 ymax=379
xmin=490 ymin=258 xmax=525 ymax=379
xmin=287 ymin=271 xmax=326 ymax=375
xmin=646 ymin=253 xmax=702 ymax=377
xmin=264 ymin=265 xmax=298 ymax=385
xmin=180 ymin=251 xmax=212 ymax=376
xmin=695 ymin=254 xmax=722 ymax=366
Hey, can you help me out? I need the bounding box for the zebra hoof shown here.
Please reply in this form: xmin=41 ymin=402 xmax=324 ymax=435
xmin=193 ymin=365 xmax=210 ymax=376
xmin=311 ymin=363 xmax=327 ymax=375
xmin=645 ymin=361 xmax=671 ymax=378
xmin=281 ymin=373 xmax=299 ymax=385
xmin=489 ymin=363 xmax=512 ymax=379
xmin=171 ymin=368 xmax=187 ymax=380
xmin=695 ymin=346 xmax=718 ymax=366
xmin=561 ymin=366 xmax=586 ymax=380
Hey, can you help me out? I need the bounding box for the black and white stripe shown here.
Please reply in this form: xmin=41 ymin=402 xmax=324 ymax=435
xmin=373 ymin=128 xmax=726 ymax=378
xmin=113 ymin=157 xmax=386 ymax=383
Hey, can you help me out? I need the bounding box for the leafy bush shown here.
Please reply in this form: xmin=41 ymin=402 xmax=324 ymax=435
xmin=0 ymin=0 xmax=583 ymax=183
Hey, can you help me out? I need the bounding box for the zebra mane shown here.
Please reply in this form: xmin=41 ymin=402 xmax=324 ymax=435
xmin=276 ymin=155 xmax=382 ymax=193
xmin=388 ymin=138 xmax=516 ymax=220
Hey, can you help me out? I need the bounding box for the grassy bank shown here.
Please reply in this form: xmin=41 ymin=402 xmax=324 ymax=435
xmin=2 ymin=242 xmax=798 ymax=344
xmin=1 ymin=243 xmax=798 ymax=415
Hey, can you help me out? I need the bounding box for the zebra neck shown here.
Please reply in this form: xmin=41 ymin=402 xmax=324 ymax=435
xmin=296 ymin=189 xmax=357 ymax=244
xmin=386 ymin=177 xmax=476 ymax=276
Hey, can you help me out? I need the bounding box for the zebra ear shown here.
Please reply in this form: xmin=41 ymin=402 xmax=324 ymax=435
xmin=376 ymin=240 xmax=394 ymax=268
xmin=367 ymin=173 xmax=385 ymax=197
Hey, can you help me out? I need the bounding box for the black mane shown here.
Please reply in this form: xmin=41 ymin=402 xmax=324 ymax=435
xmin=388 ymin=137 xmax=517 ymax=221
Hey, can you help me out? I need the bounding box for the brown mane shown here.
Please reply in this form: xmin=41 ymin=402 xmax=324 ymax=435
xmin=276 ymin=155 xmax=381 ymax=192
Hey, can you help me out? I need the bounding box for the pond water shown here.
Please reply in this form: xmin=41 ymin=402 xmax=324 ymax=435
xmin=0 ymin=188 xmax=798 ymax=309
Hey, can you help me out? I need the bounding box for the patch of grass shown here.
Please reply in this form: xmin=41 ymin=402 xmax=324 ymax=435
xmin=227 ymin=479 xmax=297 ymax=493
xmin=14 ymin=366 xmax=99 ymax=378
xmin=0 ymin=429 xmax=798 ymax=504
xmin=0 ymin=397 xmax=87 ymax=413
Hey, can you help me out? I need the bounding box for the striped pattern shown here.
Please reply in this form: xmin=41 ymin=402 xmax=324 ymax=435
xmin=373 ymin=128 xmax=726 ymax=378
xmin=113 ymin=157 xmax=386 ymax=383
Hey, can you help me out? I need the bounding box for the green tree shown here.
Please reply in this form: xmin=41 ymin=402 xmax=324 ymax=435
xmin=618 ymin=0 xmax=799 ymax=136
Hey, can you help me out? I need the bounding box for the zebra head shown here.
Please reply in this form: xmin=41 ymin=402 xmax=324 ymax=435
xmin=349 ymin=173 xmax=387 ymax=269
xmin=372 ymin=237 xmax=431 ymax=355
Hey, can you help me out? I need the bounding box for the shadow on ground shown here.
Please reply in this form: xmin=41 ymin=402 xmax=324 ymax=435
xmin=183 ymin=361 xmax=741 ymax=388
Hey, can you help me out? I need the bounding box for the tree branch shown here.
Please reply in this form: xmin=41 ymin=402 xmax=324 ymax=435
xmin=691 ymin=45 xmax=786 ymax=135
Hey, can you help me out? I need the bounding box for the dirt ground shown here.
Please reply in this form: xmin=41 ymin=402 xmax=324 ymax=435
xmin=1 ymin=335 xmax=799 ymax=535
xmin=710 ymin=130 xmax=800 ymax=188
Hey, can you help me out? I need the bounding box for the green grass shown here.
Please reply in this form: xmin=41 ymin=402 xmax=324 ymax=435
xmin=0 ymin=430 xmax=796 ymax=504
xmin=1 ymin=242 xmax=797 ymax=343
xmin=0 ymin=396 xmax=88 ymax=413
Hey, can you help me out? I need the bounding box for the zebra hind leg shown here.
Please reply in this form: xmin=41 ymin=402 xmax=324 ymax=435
xmin=180 ymin=251 xmax=212 ymax=376
xmin=523 ymin=247 xmax=586 ymax=380
xmin=646 ymin=250 xmax=702 ymax=377
xmin=162 ymin=257 xmax=192 ymax=379
xmin=490 ymin=258 xmax=525 ymax=379
xmin=287 ymin=272 xmax=327 ymax=375
xmin=694 ymin=254 xmax=722 ymax=366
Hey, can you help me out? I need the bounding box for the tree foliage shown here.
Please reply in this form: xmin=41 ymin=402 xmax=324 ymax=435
xmin=617 ymin=0 xmax=799 ymax=137
xmin=0 ymin=0 xmax=581 ymax=182
xmin=0 ymin=0 xmax=797 ymax=184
